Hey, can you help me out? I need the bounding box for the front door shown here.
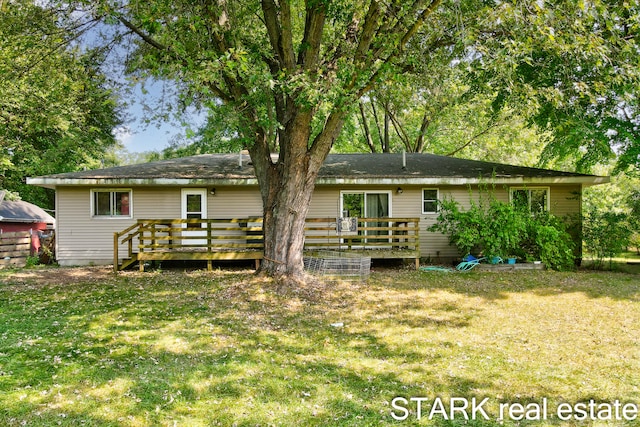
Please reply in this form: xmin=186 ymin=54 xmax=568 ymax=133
xmin=181 ymin=189 xmax=207 ymax=246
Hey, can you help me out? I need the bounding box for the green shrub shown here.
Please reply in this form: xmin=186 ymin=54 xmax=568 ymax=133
xmin=429 ymin=199 xmax=483 ymax=257
xmin=521 ymin=213 xmax=576 ymax=271
xmin=25 ymin=255 xmax=40 ymax=268
xmin=482 ymin=199 xmax=528 ymax=260
xmin=583 ymin=208 xmax=632 ymax=269
xmin=429 ymin=193 xmax=575 ymax=271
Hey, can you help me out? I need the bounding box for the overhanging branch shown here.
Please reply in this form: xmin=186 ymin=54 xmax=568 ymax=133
xmin=445 ymin=122 xmax=500 ymax=157
xmin=298 ymin=0 xmax=326 ymax=70
xmin=354 ymin=0 xmax=442 ymax=99
xmin=117 ymin=15 xmax=169 ymax=52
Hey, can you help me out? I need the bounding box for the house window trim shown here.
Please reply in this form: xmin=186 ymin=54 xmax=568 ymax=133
xmin=509 ymin=186 xmax=550 ymax=212
xmin=338 ymin=190 xmax=393 ymax=247
xmin=90 ymin=189 xmax=133 ymax=219
xmin=421 ymin=188 xmax=439 ymax=214
xmin=339 ymin=190 xmax=393 ymax=219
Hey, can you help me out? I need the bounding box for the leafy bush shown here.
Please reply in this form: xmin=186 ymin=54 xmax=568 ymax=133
xmin=519 ymin=213 xmax=576 ymax=271
xmin=429 ymin=194 xmax=575 ymax=270
xmin=25 ymin=255 xmax=40 ymax=268
xmin=482 ymin=200 xmax=528 ymax=260
xmin=583 ymin=208 xmax=632 ymax=269
xmin=428 ymin=199 xmax=483 ymax=257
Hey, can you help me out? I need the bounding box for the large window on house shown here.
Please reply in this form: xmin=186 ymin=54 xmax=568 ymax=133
xmin=340 ymin=191 xmax=391 ymax=219
xmin=510 ymin=187 xmax=549 ymax=213
xmin=92 ymin=190 xmax=132 ymax=218
xmin=340 ymin=191 xmax=392 ymax=243
xmin=422 ymin=189 xmax=439 ymax=214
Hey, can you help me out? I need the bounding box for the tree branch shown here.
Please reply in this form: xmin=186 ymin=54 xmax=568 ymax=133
xmin=261 ymin=0 xmax=286 ymax=70
xmin=308 ymin=110 xmax=346 ymax=172
xmin=279 ymin=0 xmax=296 ymax=70
xmin=358 ymin=100 xmax=377 ymax=153
xmin=397 ymin=0 xmax=441 ymax=54
xmin=355 ymin=0 xmax=442 ymax=99
xmin=387 ymin=107 xmax=411 ymax=151
xmin=117 ymin=15 xmax=170 ymax=52
xmin=371 ymin=0 xmax=424 ymax=60
xmin=414 ymin=110 xmax=431 ymax=153
xmin=354 ymin=0 xmax=382 ymax=64
xmin=370 ymin=99 xmax=385 ymax=152
xmin=298 ymin=0 xmax=326 ymax=71
xmin=445 ymin=122 xmax=500 ymax=157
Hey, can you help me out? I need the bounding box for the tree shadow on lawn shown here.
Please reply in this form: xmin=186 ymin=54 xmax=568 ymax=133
xmin=0 ymin=273 xmax=515 ymax=426
xmin=380 ymin=269 xmax=640 ymax=301
xmin=2 ymin=270 xmax=639 ymax=425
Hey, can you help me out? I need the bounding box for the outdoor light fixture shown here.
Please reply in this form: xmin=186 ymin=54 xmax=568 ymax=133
xmin=210 ymin=188 xmax=216 ymax=196
xmin=396 ymin=187 xmax=403 ymax=194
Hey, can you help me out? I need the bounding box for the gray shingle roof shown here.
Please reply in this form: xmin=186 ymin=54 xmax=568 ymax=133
xmin=27 ymin=153 xmax=608 ymax=187
xmin=0 ymin=200 xmax=55 ymax=223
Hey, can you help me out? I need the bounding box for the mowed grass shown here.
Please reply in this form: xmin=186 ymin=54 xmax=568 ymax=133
xmin=0 ymin=266 xmax=639 ymax=426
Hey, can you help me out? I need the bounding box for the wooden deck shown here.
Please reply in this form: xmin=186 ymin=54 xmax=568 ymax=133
xmin=114 ymin=217 xmax=420 ymax=272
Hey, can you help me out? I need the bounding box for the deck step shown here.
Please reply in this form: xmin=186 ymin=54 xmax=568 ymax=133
xmin=119 ymin=253 xmax=139 ymax=271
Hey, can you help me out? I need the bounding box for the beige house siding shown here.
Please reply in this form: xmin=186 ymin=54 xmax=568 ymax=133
xmin=57 ymin=185 xmax=265 ymax=265
xmin=209 ymin=186 xmax=263 ymax=217
xmin=56 ymin=187 xmax=181 ymax=265
xmin=55 ymin=183 xmax=582 ymax=266
xmin=310 ymin=184 xmax=581 ymax=262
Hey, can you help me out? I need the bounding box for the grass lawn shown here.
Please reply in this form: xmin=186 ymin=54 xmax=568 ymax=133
xmin=581 ymin=252 xmax=640 ymax=275
xmin=1 ymin=266 xmax=639 ymax=426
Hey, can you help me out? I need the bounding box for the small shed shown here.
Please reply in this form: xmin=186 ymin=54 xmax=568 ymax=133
xmin=0 ymin=192 xmax=55 ymax=257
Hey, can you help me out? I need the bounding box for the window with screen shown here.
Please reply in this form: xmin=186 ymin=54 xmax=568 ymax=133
xmin=510 ymin=188 xmax=549 ymax=213
xmin=92 ymin=190 xmax=132 ymax=218
xmin=422 ymin=189 xmax=439 ymax=214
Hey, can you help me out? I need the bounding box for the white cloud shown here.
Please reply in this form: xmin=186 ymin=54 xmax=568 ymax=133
xmin=113 ymin=126 xmax=134 ymax=147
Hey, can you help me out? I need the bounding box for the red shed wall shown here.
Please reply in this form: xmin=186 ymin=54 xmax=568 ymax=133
xmin=0 ymin=222 xmax=48 ymax=253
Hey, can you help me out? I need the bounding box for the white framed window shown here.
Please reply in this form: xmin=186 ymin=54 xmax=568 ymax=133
xmin=422 ymin=188 xmax=439 ymax=214
xmin=91 ymin=189 xmax=132 ymax=218
xmin=340 ymin=190 xmax=392 ymax=219
xmin=510 ymin=187 xmax=549 ymax=213
xmin=339 ymin=190 xmax=393 ymax=245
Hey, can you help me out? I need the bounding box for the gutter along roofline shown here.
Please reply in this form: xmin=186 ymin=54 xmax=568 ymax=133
xmin=27 ymin=175 xmax=610 ymax=188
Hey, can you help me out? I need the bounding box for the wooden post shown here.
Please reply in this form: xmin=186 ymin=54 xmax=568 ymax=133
xmin=113 ymin=232 xmax=119 ymax=272
xmin=414 ymin=218 xmax=420 ymax=269
xmin=151 ymin=223 xmax=156 ymax=248
xmin=139 ymin=222 xmax=145 ymax=272
xmin=207 ymin=221 xmax=212 ymax=271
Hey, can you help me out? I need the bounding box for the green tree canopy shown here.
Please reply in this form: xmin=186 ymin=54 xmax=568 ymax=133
xmin=475 ymin=0 xmax=640 ymax=174
xmin=58 ymin=0 xmax=638 ymax=280
xmin=79 ymin=0 xmax=459 ymax=279
xmin=0 ymin=1 xmax=122 ymax=208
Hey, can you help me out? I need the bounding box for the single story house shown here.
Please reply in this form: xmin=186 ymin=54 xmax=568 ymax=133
xmin=27 ymin=153 xmax=609 ymax=269
xmin=0 ymin=193 xmax=55 ymax=254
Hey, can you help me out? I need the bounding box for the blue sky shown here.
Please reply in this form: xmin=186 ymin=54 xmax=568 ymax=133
xmin=114 ymin=118 xmax=181 ymax=153
xmin=113 ymin=81 xmax=204 ymax=153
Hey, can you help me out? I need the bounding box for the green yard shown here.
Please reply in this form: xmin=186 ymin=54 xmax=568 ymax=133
xmin=1 ymin=266 xmax=639 ymax=426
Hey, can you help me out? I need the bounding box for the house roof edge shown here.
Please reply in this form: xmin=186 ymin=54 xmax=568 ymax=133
xmin=27 ymin=175 xmax=609 ymax=188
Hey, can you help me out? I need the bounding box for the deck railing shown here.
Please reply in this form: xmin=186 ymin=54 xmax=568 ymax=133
xmin=114 ymin=217 xmax=420 ymax=271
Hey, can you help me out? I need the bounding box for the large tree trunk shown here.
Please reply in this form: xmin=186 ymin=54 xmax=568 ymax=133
xmin=248 ymin=110 xmax=343 ymax=281
xmin=260 ymin=165 xmax=316 ymax=279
